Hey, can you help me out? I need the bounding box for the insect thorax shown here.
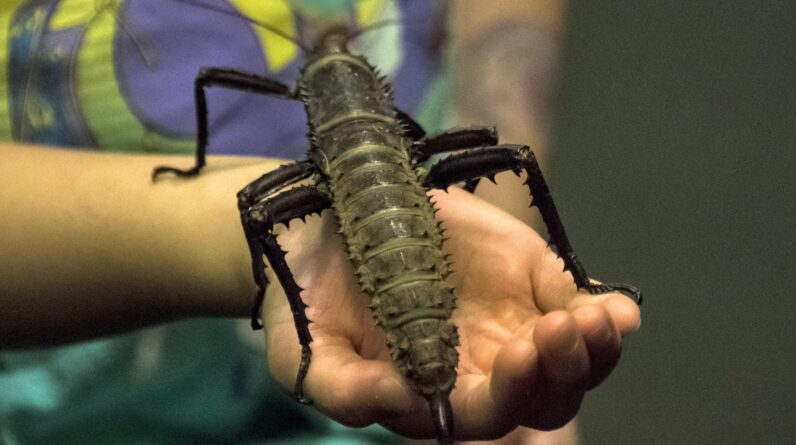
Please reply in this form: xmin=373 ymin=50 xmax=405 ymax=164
xmin=300 ymin=51 xmax=398 ymax=157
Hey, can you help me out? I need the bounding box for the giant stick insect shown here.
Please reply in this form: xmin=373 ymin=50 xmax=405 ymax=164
xmin=152 ymin=2 xmax=642 ymax=444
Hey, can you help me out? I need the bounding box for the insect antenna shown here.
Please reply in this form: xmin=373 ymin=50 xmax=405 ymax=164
xmin=345 ymin=18 xmax=403 ymax=40
xmin=170 ymin=0 xmax=311 ymax=53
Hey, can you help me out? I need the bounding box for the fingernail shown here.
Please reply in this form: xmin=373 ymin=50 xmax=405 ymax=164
xmin=606 ymin=297 xmax=641 ymax=334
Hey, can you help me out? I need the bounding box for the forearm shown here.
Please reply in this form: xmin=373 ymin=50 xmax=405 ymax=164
xmin=450 ymin=0 xmax=567 ymax=224
xmin=0 ymin=143 xmax=280 ymax=347
xmin=446 ymin=3 xmax=578 ymax=444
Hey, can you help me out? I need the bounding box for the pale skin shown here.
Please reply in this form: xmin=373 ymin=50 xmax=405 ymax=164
xmin=262 ymin=173 xmax=641 ymax=441
xmin=0 ymin=145 xmax=257 ymax=345
xmin=0 ymin=144 xmax=639 ymax=442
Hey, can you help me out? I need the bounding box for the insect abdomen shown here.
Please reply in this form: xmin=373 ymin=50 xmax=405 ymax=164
xmin=325 ymin=121 xmax=459 ymax=396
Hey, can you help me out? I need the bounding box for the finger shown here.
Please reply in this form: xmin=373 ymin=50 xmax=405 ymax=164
xmin=383 ymin=337 xmax=540 ymax=441
xmin=604 ymin=293 xmax=641 ymax=335
xmin=569 ymin=292 xmax=641 ymax=336
xmin=572 ymin=304 xmax=622 ymax=389
xmin=457 ymin=337 xmax=540 ymax=439
xmin=299 ymin=339 xmax=426 ymax=428
xmin=523 ymin=311 xmax=589 ymax=430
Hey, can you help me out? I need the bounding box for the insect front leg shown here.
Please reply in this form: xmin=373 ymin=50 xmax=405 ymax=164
xmin=152 ymin=67 xmax=297 ymax=180
xmin=423 ymin=144 xmax=642 ymax=304
xmin=238 ymin=161 xmax=316 ymax=329
xmin=241 ymin=184 xmax=332 ymax=404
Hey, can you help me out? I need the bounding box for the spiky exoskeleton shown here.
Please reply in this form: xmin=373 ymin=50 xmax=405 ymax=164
xmin=300 ymin=49 xmax=459 ymax=400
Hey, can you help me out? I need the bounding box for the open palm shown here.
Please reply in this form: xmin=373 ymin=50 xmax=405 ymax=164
xmin=261 ymin=187 xmax=640 ymax=441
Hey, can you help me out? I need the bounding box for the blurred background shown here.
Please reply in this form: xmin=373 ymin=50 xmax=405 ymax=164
xmin=549 ymin=1 xmax=794 ymax=443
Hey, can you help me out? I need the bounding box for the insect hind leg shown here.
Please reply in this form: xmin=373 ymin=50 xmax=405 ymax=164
xmin=423 ymin=144 xmax=642 ymax=304
xmin=242 ymin=185 xmax=332 ymax=404
xmin=152 ymin=67 xmax=297 ymax=181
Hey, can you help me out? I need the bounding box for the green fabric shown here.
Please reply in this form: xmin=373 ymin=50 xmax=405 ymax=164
xmin=414 ymin=66 xmax=453 ymax=134
xmin=0 ymin=4 xmax=13 ymax=138
xmin=1 ymin=320 xmax=403 ymax=444
xmin=70 ymin=0 xmax=194 ymax=152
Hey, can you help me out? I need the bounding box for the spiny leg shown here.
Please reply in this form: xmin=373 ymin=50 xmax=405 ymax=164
xmin=237 ymin=161 xmax=316 ymax=329
xmin=242 ymin=185 xmax=332 ymax=403
xmin=423 ymin=144 xmax=642 ymax=304
xmin=410 ymin=126 xmax=499 ymax=194
xmin=152 ymin=67 xmax=296 ymax=181
xmin=410 ymin=126 xmax=498 ymax=163
xmin=237 ymin=161 xmax=316 ymax=212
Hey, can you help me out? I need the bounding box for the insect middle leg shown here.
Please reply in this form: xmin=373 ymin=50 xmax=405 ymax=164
xmin=422 ymin=144 xmax=642 ymax=304
xmin=152 ymin=67 xmax=296 ymax=180
xmin=411 ymin=126 xmax=498 ymax=161
xmin=411 ymin=126 xmax=499 ymax=192
xmin=241 ymin=184 xmax=332 ymax=404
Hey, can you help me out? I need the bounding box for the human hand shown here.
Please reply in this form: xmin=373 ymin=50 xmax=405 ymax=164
xmin=261 ymin=186 xmax=640 ymax=441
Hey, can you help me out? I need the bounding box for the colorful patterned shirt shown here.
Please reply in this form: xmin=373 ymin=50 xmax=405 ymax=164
xmin=0 ymin=1 xmax=450 ymax=443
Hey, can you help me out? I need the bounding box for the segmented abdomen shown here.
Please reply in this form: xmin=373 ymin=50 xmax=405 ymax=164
xmin=323 ymin=119 xmax=459 ymax=397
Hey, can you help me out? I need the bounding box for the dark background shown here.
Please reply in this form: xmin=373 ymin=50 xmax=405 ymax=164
xmin=549 ymin=1 xmax=794 ymax=443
